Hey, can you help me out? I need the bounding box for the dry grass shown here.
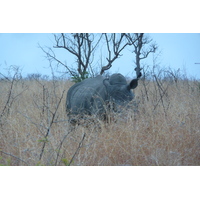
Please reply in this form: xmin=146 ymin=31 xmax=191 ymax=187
xmin=0 ymin=76 xmax=200 ymax=166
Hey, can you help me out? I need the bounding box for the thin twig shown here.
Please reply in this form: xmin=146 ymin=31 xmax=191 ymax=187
xmin=39 ymin=90 xmax=65 ymax=160
xmin=0 ymin=150 xmax=29 ymax=165
xmin=54 ymin=133 xmax=70 ymax=166
xmin=68 ymin=132 xmax=86 ymax=166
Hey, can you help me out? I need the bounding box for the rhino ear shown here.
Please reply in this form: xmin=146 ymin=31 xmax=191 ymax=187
xmin=103 ymin=79 xmax=111 ymax=89
xmin=127 ymin=79 xmax=138 ymax=90
xmin=103 ymin=79 xmax=113 ymax=93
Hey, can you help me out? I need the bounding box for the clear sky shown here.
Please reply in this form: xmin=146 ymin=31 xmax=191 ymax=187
xmin=0 ymin=33 xmax=200 ymax=79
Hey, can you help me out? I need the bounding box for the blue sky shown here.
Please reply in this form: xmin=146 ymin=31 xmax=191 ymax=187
xmin=0 ymin=33 xmax=200 ymax=79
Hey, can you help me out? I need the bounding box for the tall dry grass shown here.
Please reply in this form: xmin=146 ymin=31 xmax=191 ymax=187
xmin=0 ymin=74 xmax=200 ymax=165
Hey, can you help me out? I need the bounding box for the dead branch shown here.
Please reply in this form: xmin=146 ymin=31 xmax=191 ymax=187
xmin=53 ymin=33 xmax=102 ymax=80
xmin=39 ymin=89 xmax=65 ymax=160
xmin=54 ymin=133 xmax=70 ymax=166
xmin=0 ymin=67 xmax=27 ymax=120
xmin=100 ymin=33 xmax=132 ymax=75
xmin=0 ymin=150 xmax=29 ymax=165
xmin=126 ymin=33 xmax=157 ymax=79
xmin=39 ymin=45 xmax=76 ymax=77
xmin=68 ymin=132 xmax=86 ymax=166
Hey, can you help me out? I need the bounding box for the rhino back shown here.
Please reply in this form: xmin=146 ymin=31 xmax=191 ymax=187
xmin=66 ymin=75 xmax=108 ymax=115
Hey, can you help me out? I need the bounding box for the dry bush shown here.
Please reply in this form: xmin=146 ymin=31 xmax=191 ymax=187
xmin=0 ymin=73 xmax=200 ymax=166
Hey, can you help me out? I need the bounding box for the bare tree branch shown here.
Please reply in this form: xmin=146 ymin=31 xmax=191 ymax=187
xmin=125 ymin=33 xmax=157 ymax=79
xmin=52 ymin=33 xmax=102 ymax=81
xmin=39 ymin=89 xmax=65 ymax=160
xmin=40 ymin=33 xmax=157 ymax=81
xmin=100 ymin=33 xmax=131 ymax=75
xmin=0 ymin=150 xmax=29 ymax=165
xmin=39 ymin=44 xmax=76 ymax=77
xmin=68 ymin=132 xmax=86 ymax=166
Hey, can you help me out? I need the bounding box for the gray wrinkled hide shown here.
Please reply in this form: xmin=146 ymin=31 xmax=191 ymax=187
xmin=66 ymin=73 xmax=138 ymax=122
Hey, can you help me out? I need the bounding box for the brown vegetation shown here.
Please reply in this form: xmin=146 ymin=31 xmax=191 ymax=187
xmin=0 ymin=74 xmax=200 ymax=165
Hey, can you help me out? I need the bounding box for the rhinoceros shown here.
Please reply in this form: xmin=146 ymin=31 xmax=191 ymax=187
xmin=66 ymin=73 xmax=138 ymax=123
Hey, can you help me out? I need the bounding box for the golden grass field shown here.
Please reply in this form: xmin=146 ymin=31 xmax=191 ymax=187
xmin=0 ymin=75 xmax=200 ymax=165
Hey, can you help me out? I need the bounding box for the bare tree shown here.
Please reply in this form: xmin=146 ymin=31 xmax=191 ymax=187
xmin=100 ymin=33 xmax=133 ymax=75
xmin=40 ymin=33 xmax=157 ymax=81
xmin=53 ymin=33 xmax=102 ymax=81
xmin=126 ymin=33 xmax=157 ymax=78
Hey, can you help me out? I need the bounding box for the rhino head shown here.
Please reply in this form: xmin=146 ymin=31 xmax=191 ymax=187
xmin=103 ymin=73 xmax=138 ymax=110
